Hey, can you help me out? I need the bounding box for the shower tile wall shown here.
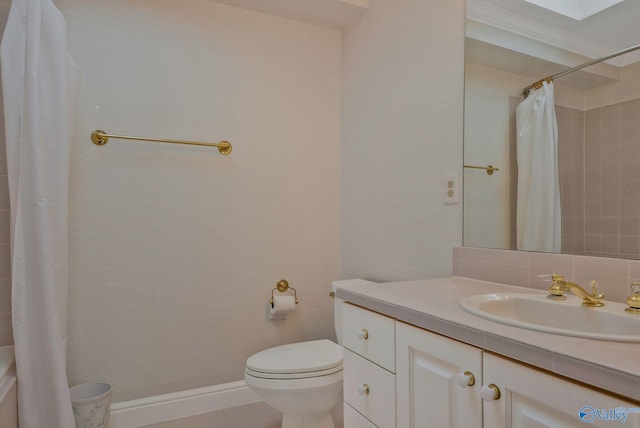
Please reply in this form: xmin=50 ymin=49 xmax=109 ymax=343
xmin=557 ymin=98 xmax=640 ymax=259
xmin=557 ymin=105 xmax=586 ymax=256
xmin=0 ymin=0 xmax=12 ymax=349
xmin=583 ymin=99 xmax=640 ymax=258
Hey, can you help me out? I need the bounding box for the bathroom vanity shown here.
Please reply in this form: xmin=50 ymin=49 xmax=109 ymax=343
xmin=337 ymin=277 xmax=640 ymax=428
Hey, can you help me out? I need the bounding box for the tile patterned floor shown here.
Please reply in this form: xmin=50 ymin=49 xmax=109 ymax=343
xmin=140 ymin=401 xmax=282 ymax=428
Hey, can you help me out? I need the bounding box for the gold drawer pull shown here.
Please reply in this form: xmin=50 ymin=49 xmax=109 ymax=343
xmin=357 ymin=384 xmax=370 ymax=396
xmin=357 ymin=329 xmax=369 ymax=340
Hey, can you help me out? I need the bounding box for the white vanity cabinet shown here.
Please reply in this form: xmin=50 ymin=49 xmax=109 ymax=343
xmin=342 ymin=303 xmax=396 ymax=428
xmin=343 ymin=303 xmax=640 ymax=428
xmin=483 ymin=353 xmax=640 ymax=428
xmin=395 ymin=322 xmax=482 ymax=428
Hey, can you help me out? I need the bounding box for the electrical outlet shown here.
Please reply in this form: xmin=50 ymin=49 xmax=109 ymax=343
xmin=444 ymin=173 xmax=459 ymax=205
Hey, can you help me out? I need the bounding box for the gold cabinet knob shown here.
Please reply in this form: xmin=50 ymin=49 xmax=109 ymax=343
xmin=481 ymin=384 xmax=501 ymax=401
xmin=455 ymin=371 xmax=476 ymax=387
xmin=357 ymin=384 xmax=370 ymax=396
xmin=357 ymin=328 xmax=369 ymax=340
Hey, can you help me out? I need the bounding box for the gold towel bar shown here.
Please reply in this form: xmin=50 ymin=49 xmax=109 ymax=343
xmin=91 ymin=130 xmax=232 ymax=155
xmin=464 ymin=164 xmax=499 ymax=175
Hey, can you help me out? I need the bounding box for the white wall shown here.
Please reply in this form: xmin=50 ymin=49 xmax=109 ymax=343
xmin=60 ymin=0 xmax=341 ymax=402
xmin=463 ymin=64 xmax=523 ymax=250
xmin=341 ymin=0 xmax=465 ymax=282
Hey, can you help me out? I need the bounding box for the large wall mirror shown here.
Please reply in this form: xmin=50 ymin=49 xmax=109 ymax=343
xmin=464 ymin=0 xmax=640 ymax=259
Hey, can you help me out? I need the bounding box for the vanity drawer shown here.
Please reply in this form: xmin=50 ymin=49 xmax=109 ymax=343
xmin=344 ymin=349 xmax=396 ymax=428
xmin=342 ymin=303 xmax=395 ymax=372
xmin=344 ymin=402 xmax=377 ymax=428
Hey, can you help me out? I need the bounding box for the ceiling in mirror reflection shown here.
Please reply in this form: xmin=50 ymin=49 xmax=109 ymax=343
xmin=523 ymin=0 xmax=624 ymax=21
xmin=467 ymin=0 xmax=640 ymax=67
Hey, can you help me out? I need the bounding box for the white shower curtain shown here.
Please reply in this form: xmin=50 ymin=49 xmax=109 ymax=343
xmin=1 ymin=1 xmax=79 ymax=427
xmin=515 ymin=81 xmax=561 ymax=252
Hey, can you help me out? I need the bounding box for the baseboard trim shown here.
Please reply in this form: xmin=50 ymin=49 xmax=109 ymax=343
xmin=110 ymin=380 xmax=260 ymax=427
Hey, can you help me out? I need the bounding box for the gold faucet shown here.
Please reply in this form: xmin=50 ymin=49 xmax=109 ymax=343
xmin=547 ymin=274 xmax=605 ymax=307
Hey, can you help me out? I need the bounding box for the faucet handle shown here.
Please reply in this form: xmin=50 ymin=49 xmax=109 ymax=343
xmin=626 ymin=282 xmax=640 ymax=314
xmin=542 ymin=274 xmax=567 ymax=300
xmin=589 ymin=280 xmax=605 ymax=299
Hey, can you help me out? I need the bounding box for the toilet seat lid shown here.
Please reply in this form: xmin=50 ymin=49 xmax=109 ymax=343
xmin=246 ymin=339 xmax=342 ymax=375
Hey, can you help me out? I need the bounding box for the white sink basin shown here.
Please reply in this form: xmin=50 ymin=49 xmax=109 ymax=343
xmin=460 ymin=293 xmax=640 ymax=342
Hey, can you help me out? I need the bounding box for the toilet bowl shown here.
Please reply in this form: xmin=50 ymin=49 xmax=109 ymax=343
xmin=244 ymin=279 xmax=375 ymax=428
xmin=245 ymin=340 xmax=343 ymax=428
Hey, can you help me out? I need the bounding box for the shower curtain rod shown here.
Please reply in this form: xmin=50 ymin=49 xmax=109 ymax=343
xmin=522 ymin=43 xmax=640 ymax=97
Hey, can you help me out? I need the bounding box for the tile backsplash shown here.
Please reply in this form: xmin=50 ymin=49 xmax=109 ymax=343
xmin=454 ymin=246 xmax=638 ymax=304
xmin=582 ymin=99 xmax=640 ymax=259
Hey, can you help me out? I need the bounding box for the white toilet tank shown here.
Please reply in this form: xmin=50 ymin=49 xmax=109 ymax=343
xmin=332 ymin=279 xmax=376 ymax=345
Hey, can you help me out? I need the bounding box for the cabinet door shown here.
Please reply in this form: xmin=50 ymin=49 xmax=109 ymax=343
xmin=483 ymin=353 xmax=640 ymax=428
xmin=396 ymin=322 xmax=482 ymax=428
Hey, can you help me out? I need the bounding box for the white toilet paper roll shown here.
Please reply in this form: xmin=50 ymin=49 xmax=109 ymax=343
xmin=269 ymin=295 xmax=296 ymax=319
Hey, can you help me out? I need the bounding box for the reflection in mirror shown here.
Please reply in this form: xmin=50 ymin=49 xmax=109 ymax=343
xmin=464 ymin=0 xmax=640 ymax=259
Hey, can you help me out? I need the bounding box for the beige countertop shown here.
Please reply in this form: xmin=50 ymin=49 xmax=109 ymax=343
xmin=336 ymin=276 xmax=640 ymax=402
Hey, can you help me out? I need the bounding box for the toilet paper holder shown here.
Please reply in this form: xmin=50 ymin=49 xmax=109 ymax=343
xmin=270 ymin=279 xmax=299 ymax=307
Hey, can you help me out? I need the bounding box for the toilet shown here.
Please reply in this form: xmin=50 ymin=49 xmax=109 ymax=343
xmin=244 ymin=279 xmax=375 ymax=428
